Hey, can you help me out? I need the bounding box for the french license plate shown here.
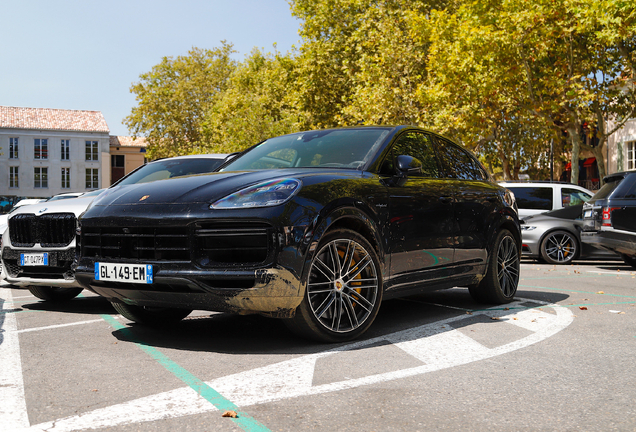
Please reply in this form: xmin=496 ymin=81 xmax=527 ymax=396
xmin=95 ymin=262 xmax=153 ymax=284
xmin=20 ymin=253 xmax=48 ymax=266
xmin=584 ymin=209 xmax=592 ymax=218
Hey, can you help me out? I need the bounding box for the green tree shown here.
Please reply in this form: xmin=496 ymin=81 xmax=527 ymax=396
xmin=201 ymin=48 xmax=305 ymax=153
xmin=125 ymin=43 xmax=237 ymax=159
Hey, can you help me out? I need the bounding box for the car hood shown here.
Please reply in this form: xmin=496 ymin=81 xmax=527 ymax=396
xmin=90 ymin=169 xmax=362 ymax=206
xmin=8 ymin=195 xmax=100 ymax=218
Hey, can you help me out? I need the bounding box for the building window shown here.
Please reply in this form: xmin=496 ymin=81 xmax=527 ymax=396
xmin=61 ymin=167 xmax=70 ymax=189
xmin=85 ymin=140 xmax=99 ymax=161
xmin=34 ymin=138 xmax=48 ymax=160
xmin=61 ymin=139 xmax=70 ymax=160
xmin=9 ymin=137 xmax=19 ymax=159
xmin=86 ymin=168 xmax=99 ymax=189
xmin=9 ymin=167 xmax=19 ymax=188
xmin=628 ymin=141 xmax=635 ymax=171
xmin=34 ymin=167 xmax=48 ymax=188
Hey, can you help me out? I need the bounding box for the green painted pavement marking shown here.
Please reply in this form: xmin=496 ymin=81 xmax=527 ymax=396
xmin=100 ymin=314 xmax=271 ymax=432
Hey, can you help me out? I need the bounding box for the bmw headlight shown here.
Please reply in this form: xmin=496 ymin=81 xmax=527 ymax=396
xmin=211 ymin=178 xmax=301 ymax=209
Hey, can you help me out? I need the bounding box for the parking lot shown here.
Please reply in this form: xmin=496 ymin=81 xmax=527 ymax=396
xmin=2 ymin=260 xmax=635 ymax=432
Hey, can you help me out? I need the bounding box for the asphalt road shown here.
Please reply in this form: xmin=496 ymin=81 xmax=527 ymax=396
xmin=1 ymin=260 xmax=635 ymax=432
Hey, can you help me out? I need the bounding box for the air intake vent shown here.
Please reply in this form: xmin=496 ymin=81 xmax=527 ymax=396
xmin=195 ymin=222 xmax=272 ymax=266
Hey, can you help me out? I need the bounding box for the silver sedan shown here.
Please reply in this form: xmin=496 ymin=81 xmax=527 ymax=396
xmin=520 ymin=205 xmax=617 ymax=264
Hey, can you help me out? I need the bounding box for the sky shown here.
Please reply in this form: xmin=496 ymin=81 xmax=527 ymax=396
xmin=0 ymin=0 xmax=302 ymax=136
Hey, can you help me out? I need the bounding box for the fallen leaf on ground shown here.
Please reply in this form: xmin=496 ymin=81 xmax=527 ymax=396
xmin=222 ymin=410 xmax=238 ymax=418
xmin=491 ymin=317 xmax=500 ymax=320
xmin=579 ymin=306 xmax=588 ymax=310
xmin=597 ymin=291 xmax=605 ymax=294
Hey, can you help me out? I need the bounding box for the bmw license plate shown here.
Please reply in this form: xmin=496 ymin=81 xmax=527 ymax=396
xmin=584 ymin=209 xmax=592 ymax=218
xmin=95 ymin=262 xmax=153 ymax=284
xmin=20 ymin=253 xmax=48 ymax=266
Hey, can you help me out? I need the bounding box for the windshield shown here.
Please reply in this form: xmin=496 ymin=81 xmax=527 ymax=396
xmin=221 ymin=128 xmax=391 ymax=171
xmin=116 ymin=158 xmax=225 ymax=186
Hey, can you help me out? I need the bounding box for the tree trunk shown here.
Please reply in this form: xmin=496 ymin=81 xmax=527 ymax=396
xmin=501 ymin=150 xmax=512 ymax=180
xmin=567 ymin=126 xmax=581 ymax=186
xmin=591 ymin=141 xmax=607 ymax=186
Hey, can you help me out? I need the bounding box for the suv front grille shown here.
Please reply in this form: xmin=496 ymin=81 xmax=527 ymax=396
xmin=9 ymin=213 xmax=77 ymax=247
xmin=82 ymin=226 xmax=190 ymax=261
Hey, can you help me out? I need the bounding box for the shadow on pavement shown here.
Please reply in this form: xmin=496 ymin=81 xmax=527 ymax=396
xmin=108 ymin=287 xmax=570 ymax=355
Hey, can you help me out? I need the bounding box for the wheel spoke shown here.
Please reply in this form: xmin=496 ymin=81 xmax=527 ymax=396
xmin=344 ymin=289 xmax=373 ymax=312
xmin=330 ymin=242 xmax=342 ymax=277
xmin=314 ymin=292 xmax=336 ymax=319
xmin=314 ymin=257 xmax=335 ymax=280
xmin=342 ymin=295 xmax=359 ymax=328
xmin=344 ymin=255 xmax=372 ymax=281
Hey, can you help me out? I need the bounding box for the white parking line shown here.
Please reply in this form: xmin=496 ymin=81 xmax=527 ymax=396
xmin=29 ymin=298 xmax=574 ymax=432
xmin=13 ymin=319 xmax=105 ymax=334
xmin=0 ymin=288 xmax=30 ymax=430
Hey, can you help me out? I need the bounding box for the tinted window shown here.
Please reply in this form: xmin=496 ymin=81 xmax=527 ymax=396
xmin=561 ymin=188 xmax=591 ymax=207
xmin=590 ymin=178 xmax=623 ymax=202
xmin=380 ymin=132 xmax=440 ymax=178
xmin=435 ymin=137 xmax=487 ymax=180
xmin=509 ymin=187 xmax=553 ymax=210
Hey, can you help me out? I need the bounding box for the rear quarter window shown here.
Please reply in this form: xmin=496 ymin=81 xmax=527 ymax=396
xmin=509 ymin=187 xmax=553 ymax=210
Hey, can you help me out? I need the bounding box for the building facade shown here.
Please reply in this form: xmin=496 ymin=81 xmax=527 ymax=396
xmin=606 ymin=118 xmax=636 ymax=174
xmin=1 ymin=106 xmax=111 ymax=201
xmin=109 ymin=136 xmax=147 ymax=183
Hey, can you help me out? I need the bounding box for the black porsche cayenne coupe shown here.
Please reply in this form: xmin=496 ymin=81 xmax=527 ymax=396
xmin=75 ymin=126 xmax=520 ymax=342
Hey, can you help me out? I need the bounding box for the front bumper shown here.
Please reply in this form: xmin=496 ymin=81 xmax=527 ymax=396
xmin=581 ymin=229 xmax=636 ymax=257
xmin=75 ymin=201 xmax=315 ymax=318
xmin=75 ymin=266 xmax=303 ymax=318
xmin=1 ymin=246 xmax=80 ymax=288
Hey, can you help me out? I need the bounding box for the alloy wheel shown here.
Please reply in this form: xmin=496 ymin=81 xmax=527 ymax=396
xmin=307 ymin=238 xmax=379 ymax=333
xmin=544 ymin=232 xmax=577 ymax=263
xmin=497 ymin=235 xmax=520 ymax=297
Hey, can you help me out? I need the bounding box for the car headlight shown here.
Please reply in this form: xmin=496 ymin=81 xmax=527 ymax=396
xmin=520 ymin=226 xmax=537 ymax=231
xmin=210 ymin=178 xmax=301 ymax=209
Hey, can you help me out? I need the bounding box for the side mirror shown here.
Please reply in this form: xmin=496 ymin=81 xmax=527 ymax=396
xmin=396 ymin=155 xmax=422 ymax=177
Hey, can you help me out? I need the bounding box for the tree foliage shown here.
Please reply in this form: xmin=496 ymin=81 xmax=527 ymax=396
xmin=125 ymin=43 xmax=236 ymax=159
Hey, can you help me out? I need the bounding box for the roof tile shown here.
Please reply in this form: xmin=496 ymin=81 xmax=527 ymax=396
xmin=0 ymin=106 xmax=109 ymax=133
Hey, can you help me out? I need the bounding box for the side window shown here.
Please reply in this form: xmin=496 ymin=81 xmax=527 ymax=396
xmin=511 ymin=187 xmax=553 ymax=211
xmin=435 ymin=137 xmax=487 ymax=180
xmin=380 ymin=132 xmax=440 ymax=178
xmin=561 ymin=188 xmax=591 ymax=207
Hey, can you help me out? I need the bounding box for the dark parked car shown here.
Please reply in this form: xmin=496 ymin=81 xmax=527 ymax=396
xmin=581 ymin=171 xmax=636 ymax=268
xmin=520 ymin=205 xmax=617 ymax=264
xmin=75 ymin=126 xmax=521 ymax=342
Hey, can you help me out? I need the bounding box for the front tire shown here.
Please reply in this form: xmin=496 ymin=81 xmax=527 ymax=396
xmin=622 ymin=254 xmax=636 ymax=269
xmin=540 ymin=230 xmax=579 ymax=264
xmin=285 ymin=229 xmax=382 ymax=343
xmin=469 ymin=229 xmax=520 ymax=304
xmin=28 ymin=286 xmax=83 ymax=302
xmin=111 ymin=302 xmax=192 ymax=326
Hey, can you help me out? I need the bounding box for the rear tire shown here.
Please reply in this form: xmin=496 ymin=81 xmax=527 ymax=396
xmin=28 ymin=286 xmax=83 ymax=302
xmin=469 ymin=229 xmax=519 ymax=304
xmin=622 ymin=254 xmax=636 ymax=269
xmin=285 ymin=229 xmax=382 ymax=343
xmin=111 ymin=302 xmax=192 ymax=326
